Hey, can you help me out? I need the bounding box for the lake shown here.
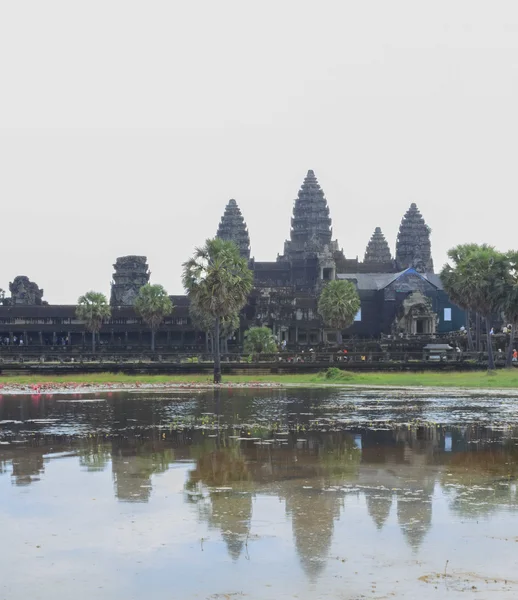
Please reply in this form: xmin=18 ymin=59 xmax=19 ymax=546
xmin=1 ymin=387 xmax=517 ymax=599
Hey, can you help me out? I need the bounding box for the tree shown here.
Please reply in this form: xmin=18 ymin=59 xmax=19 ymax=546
xmin=244 ymin=326 xmax=277 ymax=360
xmin=190 ymin=298 xmax=240 ymax=355
xmin=134 ymin=284 xmax=174 ymax=352
xmin=440 ymin=243 xmax=482 ymax=352
xmin=76 ymin=291 xmax=111 ymax=353
xmin=501 ymin=252 xmax=518 ymax=367
xmin=182 ymin=238 xmax=253 ymax=383
xmin=318 ymin=280 xmax=360 ymax=345
xmin=220 ymin=312 xmax=240 ymax=355
xmin=442 ymin=245 xmax=510 ymax=370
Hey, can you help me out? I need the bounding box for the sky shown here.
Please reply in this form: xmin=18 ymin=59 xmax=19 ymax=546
xmin=1 ymin=0 xmax=517 ymax=304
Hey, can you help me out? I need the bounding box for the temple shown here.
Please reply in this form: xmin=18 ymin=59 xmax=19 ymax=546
xmin=0 ymin=170 xmax=464 ymax=348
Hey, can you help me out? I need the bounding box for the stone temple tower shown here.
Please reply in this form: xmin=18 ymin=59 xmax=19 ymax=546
xmin=110 ymin=256 xmax=150 ymax=306
xmin=282 ymin=170 xmax=333 ymax=260
xmin=395 ymin=203 xmax=433 ymax=273
xmin=364 ymin=227 xmax=392 ymax=264
xmin=216 ymin=199 xmax=251 ymax=259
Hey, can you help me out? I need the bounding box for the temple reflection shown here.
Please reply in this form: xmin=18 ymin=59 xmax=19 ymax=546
xmin=1 ymin=423 xmax=517 ymax=578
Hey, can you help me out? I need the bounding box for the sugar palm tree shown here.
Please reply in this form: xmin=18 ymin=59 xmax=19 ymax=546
xmin=501 ymin=251 xmax=518 ymax=367
xmin=76 ymin=291 xmax=111 ymax=353
xmin=440 ymin=243 xmax=481 ymax=351
xmin=182 ymin=238 xmax=253 ymax=383
xmin=318 ymin=280 xmax=360 ymax=345
xmin=445 ymin=245 xmax=510 ymax=370
xmin=134 ymin=284 xmax=174 ymax=352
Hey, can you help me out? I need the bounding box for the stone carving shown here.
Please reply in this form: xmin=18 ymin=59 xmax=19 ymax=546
xmin=393 ymin=290 xmax=437 ymax=335
xmin=216 ymin=199 xmax=251 ymax=259
xmin=364 ymin=227 xmax=392 ymax=263
xmin=9 ymin=276 xmax=44 ymax=305
xmin=110 ymin=256 xmax=150 ymax=306
xmin=395 ymin=203 xmax=433 ymax=273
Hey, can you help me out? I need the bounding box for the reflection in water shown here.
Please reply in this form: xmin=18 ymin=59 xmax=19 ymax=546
xmin=0 ymin=389 xmax=518 ymax=598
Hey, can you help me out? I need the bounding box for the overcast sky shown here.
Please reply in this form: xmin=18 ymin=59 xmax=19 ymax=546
xmin=1 ymin=1 xmax=517 ymax=303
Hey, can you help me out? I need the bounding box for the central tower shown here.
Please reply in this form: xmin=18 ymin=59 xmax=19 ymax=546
xmin=281 ymin=170 xmax=333 ymax=260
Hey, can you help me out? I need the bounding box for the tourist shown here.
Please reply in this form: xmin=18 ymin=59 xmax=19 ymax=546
xmin=490 ymin=328 xmax=494 ymax=335
xmin=19 ymin=338 xmax=23 ymax=346
xmin=513 ymin=349 xmax=518 ymax=362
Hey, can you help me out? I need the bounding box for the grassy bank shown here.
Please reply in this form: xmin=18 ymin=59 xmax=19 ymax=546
xmin=0 ymin=369 xmax=518 ymax=388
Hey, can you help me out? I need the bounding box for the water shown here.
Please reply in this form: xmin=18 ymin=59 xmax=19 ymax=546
xmin=1 ymin=387 xmax=518 ymax=599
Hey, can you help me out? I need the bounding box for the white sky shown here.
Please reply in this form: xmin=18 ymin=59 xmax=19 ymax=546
xmin=1 ymin=0 xmax=517 ymax=303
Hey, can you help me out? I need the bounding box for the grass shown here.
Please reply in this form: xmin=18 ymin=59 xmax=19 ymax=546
xmin=1 ymin=369 xmax=518 ymax=388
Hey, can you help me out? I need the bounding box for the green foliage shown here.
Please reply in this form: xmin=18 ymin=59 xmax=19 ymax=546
xmin=440 ymin=244 xmax=482 ymax=312
xmin=182 ymin=238 xmax=253 ymax=321
xmin=220 ymin=312 xmax=240 ymax=339
xmin=318 ymin=280 xmax=361 ymax=337
xmin=76 ymin=291 xmax=111 ymax=334
xmin=441 ymin=244 xmax=513 ymax=370
xmin=441 ymin=244 xmax=510 ymax=318
xmin=501 ymin=251 xmax=518 ymax=325
xmin=182 ymin=238 xmax=253 ymax=382
xmin=244 ymin=326 xmax=277 ymax=356
xmin=322 ymin=367 xmax=353 ymax=381
xmin=134 ymin=284 xmax=174 ymax=332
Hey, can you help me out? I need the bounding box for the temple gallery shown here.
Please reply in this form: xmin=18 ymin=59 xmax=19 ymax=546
xmin=0 ymin=171 xmax=464 ymax=348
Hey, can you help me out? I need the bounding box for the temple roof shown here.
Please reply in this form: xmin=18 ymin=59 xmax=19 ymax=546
xmin=364 ymin=227 xmax=392 ymax=263
xmin=216 ymin=199 xmax=251 ymax=259
xmin=395 ymin=203 xmax=434 ymax=273
xmin=338 ymin=268 xmax=442 ymax=291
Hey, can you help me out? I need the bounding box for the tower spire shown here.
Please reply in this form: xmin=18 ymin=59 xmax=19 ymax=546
xmin=282 ymin=170 xmax=332 ymax=259
xmin=216 ymin=199 xmax=251 ymax=259
xmin=395 ymin=203 xmax=433 ymax=272
xmin=364 ymin=227 xmax=392 ymax=264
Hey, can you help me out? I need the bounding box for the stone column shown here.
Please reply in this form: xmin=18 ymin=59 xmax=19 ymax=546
xmin=180 ymin=331 xmax=185 ymax=347
xmin=38 ymin=331 xmax=43 ymax=345
xmin=9 ymin=332 xmax=13 ymax=344
xmin=23 ymin=331 xmax=28 ymax=345
xmin=81 ymin=332 xmax=85 ymax=349
xmin=124 ymin=331 xmax=128 ymax=344
xmin=110 ymin=329 xmax=114 ymax=345
xmin=68 ymin=331 xmax=72 ymax=346
xmin=167 ymin=330 xmax=171 ymax=346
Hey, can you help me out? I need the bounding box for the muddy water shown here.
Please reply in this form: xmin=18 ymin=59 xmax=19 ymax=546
xmin=1 ymin=388 xmax=517 ymax=599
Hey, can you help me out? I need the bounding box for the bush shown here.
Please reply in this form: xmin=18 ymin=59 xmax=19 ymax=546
xmin=323 ymin=367 xmax=354 ymax=381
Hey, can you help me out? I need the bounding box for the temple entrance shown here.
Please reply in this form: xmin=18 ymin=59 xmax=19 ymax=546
xmin=395 ymin=291 xmax=437 ymax=336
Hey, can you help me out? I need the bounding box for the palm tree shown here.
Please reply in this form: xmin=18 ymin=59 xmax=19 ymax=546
xmin=134 ymin=284 xmax=174 ymax=352
xmin=189 ymin=298 xmax=214 ymax=353
xmin=182 ymin=238 xmax=253 ymax=383
xmin=76 ymin=291 xmax=111 ymax=353
xmin=220 ymin=312 xmax=240 ymax=356
xmin=440 ymin=243 xmax=481 ymax=352
xmin=317 ymin=280 xmax=360 ymax=345
xmin=501 ymin=252 xmax=518 ymax=367
xmin=445 ymin=245 xmax=510 ymax=370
